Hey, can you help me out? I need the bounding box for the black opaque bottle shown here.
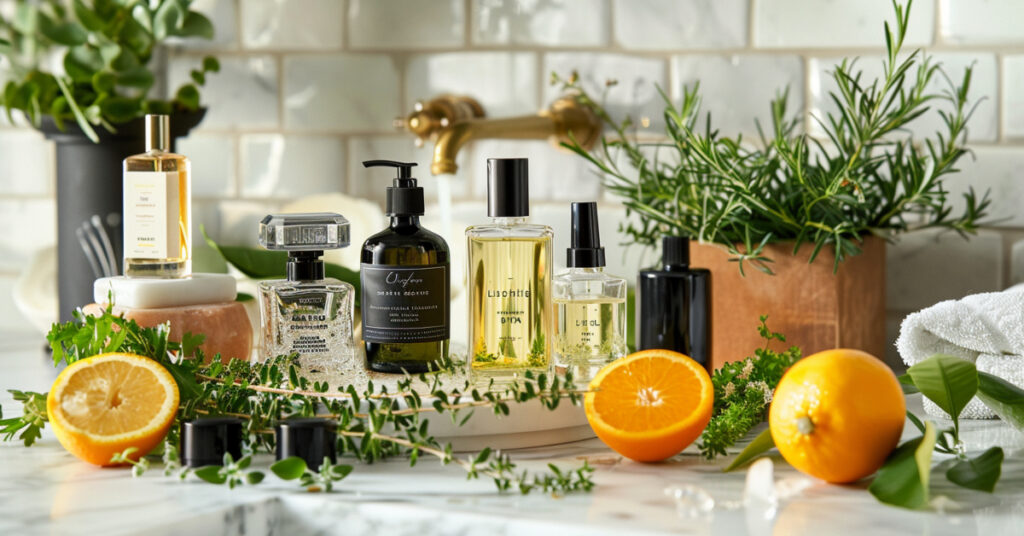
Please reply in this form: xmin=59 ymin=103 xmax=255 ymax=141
xmin=360 ymin=160 xmax=450 ymax=373
xmin=636 ymin=236 xmax=711 ymax=369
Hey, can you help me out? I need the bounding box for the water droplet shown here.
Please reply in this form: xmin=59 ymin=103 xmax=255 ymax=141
xmin=664 ymin=484 xmax=715 ymax=518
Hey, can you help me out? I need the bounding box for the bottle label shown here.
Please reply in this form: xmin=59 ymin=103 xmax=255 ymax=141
xmin=360 ymin=264 xmax=449 ymax=343
xmin=123 ymin=171 xmax=180 ymax=260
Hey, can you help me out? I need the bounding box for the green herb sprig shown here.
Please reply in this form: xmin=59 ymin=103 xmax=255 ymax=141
xmin=557 ymin=0 xmax=987 ymax=274
xmin=4 ymin=307 xmax=594 ymax=496
xmin=698 ymin=316 xmax=800 ymax=459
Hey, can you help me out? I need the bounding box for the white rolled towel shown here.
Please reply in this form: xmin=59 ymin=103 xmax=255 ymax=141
xmin=896 ymin=285 xmax=1024 ymax=420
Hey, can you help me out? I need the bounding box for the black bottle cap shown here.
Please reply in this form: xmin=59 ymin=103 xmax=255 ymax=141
xmin=287 ymin=250 xmax=325 ymax=281
xmin=180 ymin=417 xmax=244 ymax=468
xmin=487 ymin=158 xmax=529 ymax=217
xmin=275 ymin=418 xmax=337 ymax=472
xmin=363 ymin=160 xmax=424 ymax=216
xmin=663 ymin=236 xmax=690 ymax=268
xmin=567 ymin=201 xmax=606 ymax=268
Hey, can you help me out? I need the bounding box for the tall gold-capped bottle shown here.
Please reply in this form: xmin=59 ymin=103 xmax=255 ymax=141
xmin=123 ymin=114 xmax=191 ymax=277
xmin=467 ymin=158 xmax=553 ymax=383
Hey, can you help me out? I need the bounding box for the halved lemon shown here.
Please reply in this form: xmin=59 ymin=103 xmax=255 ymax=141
xmin=584 ymin=349 xmax=714 ymax=462
xmin=47 ymin=352 xmax=179 ymax=466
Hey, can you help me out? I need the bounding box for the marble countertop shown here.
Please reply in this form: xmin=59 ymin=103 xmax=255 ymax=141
xmin=2 ymin=334 xmax=1024 ymax=536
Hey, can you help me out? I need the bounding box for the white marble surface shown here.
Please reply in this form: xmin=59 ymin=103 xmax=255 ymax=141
xmin=2 ymin=334 xmax=1024 ymax=536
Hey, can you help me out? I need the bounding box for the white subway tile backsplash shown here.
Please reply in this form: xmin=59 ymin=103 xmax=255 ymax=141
xmin=472 ymin=0 xmax=609 ymax=47
xmin=240 ymin=134 xmax=346 ymax=198
xmin=671 ymin=54 xmax=803 ymax=137
xmin=941 ymin=0 xmax=1024 ymax=45
xmin=406 ymin=52 xmax=538 ymax=118
xmin=1004 ymin=56 xmax=1024 ymax=139
xmin=284 ymin=54 xmax=400 ymax=132
xmin=544 ymin=52 xmax=667 ymax=133
xmin=242 ymin=0 xmax=344 ymax=49
xmin=944 ymin=146 xmax=1024 ymax=227
xmin=0 ymin=130 xmax=52 ymax=196
xmin=177 ymin=133 xmax=235 ymax=198
xmin=214 ymin=199 xmax=285 ymax=247
xmin=168 ymin=55 xmax=279 ymax=129
xmin=0 ymin=199 xmax=55 ymax=273
xmin=887 ymin=228 xmax=1003 ymax=311
xmin=613 ymin=0 xmax=747 ymax=50
xmin=808 ymin=52 xmax=998 ymax=142
xmin=349 ymin=0 xmax=465 ymax=49
xmin=755 ymin=0 xmax=934 ymax=48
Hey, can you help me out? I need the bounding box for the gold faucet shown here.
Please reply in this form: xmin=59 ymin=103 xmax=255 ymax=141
xmin=397 ymin=94 xmax=602 ymax=175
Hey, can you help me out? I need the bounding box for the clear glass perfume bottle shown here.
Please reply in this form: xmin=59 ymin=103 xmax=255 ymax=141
xmin=467 ymin=158 xmax=553 ymax=383
xmin=553 ymin=202 xmax=627 ymax=383
xmin=123 ymin=114 xmax=191 ymax=277
xmin=257 ymin=213 xmax=356 ymax=375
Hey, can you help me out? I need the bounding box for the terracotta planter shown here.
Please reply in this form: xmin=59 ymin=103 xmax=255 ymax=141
xmin=689 ymin=236 xmax=886 ymax=369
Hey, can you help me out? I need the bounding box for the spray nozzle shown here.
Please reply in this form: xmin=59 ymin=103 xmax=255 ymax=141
xmin=362 ymin=160 xmax=424 ymax=216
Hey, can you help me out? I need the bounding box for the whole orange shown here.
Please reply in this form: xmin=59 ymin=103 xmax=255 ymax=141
xmin=584 ymin=349 xmax=713 ymax=462
xmin=769 ymin=349 xmax=904 ymax=483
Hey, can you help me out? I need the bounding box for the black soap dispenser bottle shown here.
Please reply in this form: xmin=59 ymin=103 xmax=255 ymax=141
xmin=360 ymin=160 xmax=450 ymax=373
xmin=636 ymin=236 xmax=711 ymax=369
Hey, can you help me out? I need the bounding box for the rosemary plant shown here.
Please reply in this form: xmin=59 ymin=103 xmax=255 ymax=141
xmin=0 ymin=308 xmax=594 ymax=495
xmin=559 ymin=0 xmax=988 ymax=274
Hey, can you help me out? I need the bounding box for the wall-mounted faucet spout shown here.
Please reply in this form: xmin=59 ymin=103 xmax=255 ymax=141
xmin=397 ymin=94 xmax=601 ymax=175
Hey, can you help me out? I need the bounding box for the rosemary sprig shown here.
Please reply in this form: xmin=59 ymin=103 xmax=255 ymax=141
xmin=4 ymin=307 xmax=594 ymax=495
xmin=557 ymin=0 xmax=987 ymax=274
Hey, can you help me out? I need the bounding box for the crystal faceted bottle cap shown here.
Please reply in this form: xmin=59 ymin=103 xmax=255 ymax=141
xmin=258 ymin=213 xmax=350 ymax=251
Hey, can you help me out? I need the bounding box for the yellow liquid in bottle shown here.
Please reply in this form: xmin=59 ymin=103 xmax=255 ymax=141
xmin=468 ymin=236 xmax=552 ymax=380
xmin=123 ymin=152 xmax=191 ymax=277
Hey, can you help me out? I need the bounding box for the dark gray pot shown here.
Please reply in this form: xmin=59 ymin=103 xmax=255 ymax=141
xmin=39 ymin=110 xmax=205 ymax=323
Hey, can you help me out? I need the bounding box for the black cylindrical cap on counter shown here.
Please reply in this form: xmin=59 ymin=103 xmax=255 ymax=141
xmin=181 ymin=417 xmax=243 ymax=468
xmin=487 ymin=158 xmax=529 ymax=217
xmin=662 ymin=235 xmax=690 ymax=269
xmin=567 ymin=202 xmax=606 ymax=268
xmin=275 ymin=418 xmax=337 ymax=471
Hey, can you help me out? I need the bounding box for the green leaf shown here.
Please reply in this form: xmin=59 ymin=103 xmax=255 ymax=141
xmin=976 ymin=371 xmax=1024 ymax=432
xmin=178 ymin=11 xmax=214 ymax=39
xmin=64 ymin=46 xmax=104 ymax=83
xmin=54 ymin=76 xmax=99 ymax=143
xmin=110 ymin=48 xmax=140 ymax=72
xmin=203 ymin=56 xmax=220 ymax=73
xmin=100 ymin=96 xmax=139 ymax=123
xmin=270 ymin=456 xmax=307 ymax=480
xmin=907 ymin=354 xmax=977 ymax=425
xmin=897 ymin=373 xmax=920 ymax=395
xmin=153 ymin=1 xmax=184 ymax=40
xmin=245 ymin=471 xmax=265 ymax=485
xmin=945 ymin=447 xmax=1003 ymax=492
xmin=73 ymin=0 xmax=106 ymax=32
xmin=330 ymin=464 xmax=354 ymax=479
xmin=40 ymin=18 xmax=89 ymax=46
xmin=116 ymin=67 xmax=154 ymax=89
xmin=190 ymin=69 xmax=205 ymax=85
xmin=174 ymin=83 xmax=199 ymax=111
xmin=193 ymin=465 xmax=227 ymax=484
xmin=142 ymin=99 xmax=173 ymax=115
xmin=723 ymin=427 xmax=775 ymax=472
xmin=92 ymin=71 xmax=116 ymax=94
xmin=235 ymin=292 xmax=254 ymax=303
xmin=868 ymin=421 xmax=936 ymax=510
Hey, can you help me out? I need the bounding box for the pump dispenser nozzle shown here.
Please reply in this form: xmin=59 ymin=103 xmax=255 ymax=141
xmin=363 ymin=160 xmax=424 ymax=216
xmin=567 ymin=202 xmax=606 ymax=268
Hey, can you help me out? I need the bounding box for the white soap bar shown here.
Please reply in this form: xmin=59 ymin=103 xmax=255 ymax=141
xmin=94 ymin=274 xmax=238 ymax=309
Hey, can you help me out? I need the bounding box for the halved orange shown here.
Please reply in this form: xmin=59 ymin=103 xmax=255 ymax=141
xmin=584 ymin=349 xmax=714 ymax=462
xmin=47 ymin=352 xmax=179 ymax=466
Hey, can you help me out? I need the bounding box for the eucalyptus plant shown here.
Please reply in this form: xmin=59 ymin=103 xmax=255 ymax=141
xmin=0 ymin=0 xmax=219 ymax=142
xmin=559 ymin=0 xmax=988 ymax=274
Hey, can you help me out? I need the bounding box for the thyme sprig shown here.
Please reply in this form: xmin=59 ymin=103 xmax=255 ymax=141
xmin=698 ymin=316 xmax=801 ymax=459
xmin=558 ymin=0 xmax=987 ymax=274
xmin=3 ymin=307 xmax=594 ymax=495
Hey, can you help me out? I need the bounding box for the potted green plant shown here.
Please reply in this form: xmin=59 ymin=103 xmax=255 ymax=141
xmin=0 ymin=0 xmax=220 ymax=322
xmin=560 ymin=1 xmax=988 ymax=367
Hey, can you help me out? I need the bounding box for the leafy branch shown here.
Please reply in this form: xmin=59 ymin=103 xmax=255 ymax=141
xmin=556 ymin=0 xmax=987 ymax=274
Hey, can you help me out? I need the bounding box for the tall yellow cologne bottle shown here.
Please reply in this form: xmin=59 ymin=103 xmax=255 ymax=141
xmin=122 ymin=114 xmax=191 ymax=277
xmin=467 ymin=158 xmax=553 ymax=382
